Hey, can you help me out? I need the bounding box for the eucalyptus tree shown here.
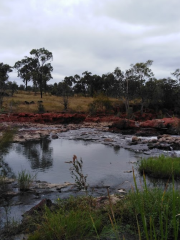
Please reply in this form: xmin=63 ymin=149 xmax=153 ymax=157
xmin=113 ymin=67 xmax=136 ymax=115
xmin=172 ymin=69 xmax=180 ymax=83
xmin=171 ymin=69 xmax=180 ymax=112
xmin=102 ymin=73 xmax=117 ymax=97
xmin=82 ymin=71 xmax=93 ymax=96
xmin=144 ymin=78 xmax=161 ymax=111
xmin=7 ymin=81 xmax=18 ymax=96
xmin=14 ymin=57 xmax=34 ymax=90
xmin=91 ymin=74 xmax=103 ymax=96
xmin=14 ymin=48 xmax=53 ymax=98
xmin=30 ymin=48 xmax=53 ymax=98
xmin=158 ymin=77 xmax=179 ymax=112
xmin=0 ymin=62 xmax=12 ymax=108
xmin=130 ymin=60 xmax=154 ymax=114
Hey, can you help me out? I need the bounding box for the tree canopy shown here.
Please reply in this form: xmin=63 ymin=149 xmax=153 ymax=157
xmin=14 ymin=48 xmax=53 ymax=98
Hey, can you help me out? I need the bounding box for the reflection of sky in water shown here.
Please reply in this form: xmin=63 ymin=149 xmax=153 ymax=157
xmin=4 ymin=139 xmax=141 ymax=186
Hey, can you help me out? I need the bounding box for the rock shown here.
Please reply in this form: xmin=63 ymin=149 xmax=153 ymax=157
xmin=118 ymin=188 xmax=126 ymax=193
xmin=104 ymin=138 xmax=114 ymax=142
xmin=96 ymin=194 xmax=122 ymax=206
xmin=33 ymin=182 xmax=72 ymax=189
xmin=111 ymin=119 xmax=137 ymax=130
xmin=148 ymin=142 xmax=171 ymax=150
xmin=3 ymin=177 xmax=15 ymax=184
xmin=132 ymin=136 xmax=140 ymax=142
xmin=2 ymin=191 xmax=19 ymax=197
xmin=22 ymin=199 xmax=54 ymax=218
xmin=51 ymin=134 xmax=58 ymax=139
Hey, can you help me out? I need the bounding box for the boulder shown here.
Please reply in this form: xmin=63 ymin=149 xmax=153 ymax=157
xmin=132 ymin=136 xmax=140 ymax=142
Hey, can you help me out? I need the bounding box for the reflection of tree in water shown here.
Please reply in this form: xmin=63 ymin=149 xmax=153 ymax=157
xmin=0 ymin=129 xmax=17 ymax=178
xmin=113 ymin=145 xmax=120 ymax=154
xmin=15 ymin=138 xmax=53 ymax=170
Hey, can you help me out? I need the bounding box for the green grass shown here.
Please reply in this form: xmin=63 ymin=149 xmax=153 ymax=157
xmin=113 ymin=174 xmax=180 ymax=239
xmin=27 ymin=174 xmax=180 ymax=240
xmin=18 ymin=169 xmax=36 ymax=191
xmin=138 ymin=155 xmax=180 ymax=179
xmin=28 ymin=196 xmax=103 ymax=240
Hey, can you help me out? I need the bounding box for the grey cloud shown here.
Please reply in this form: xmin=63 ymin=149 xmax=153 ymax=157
xmin=1 ymin=0 xmax=180 ymax=86
xmin=97 ymin=0 xmax=180 ymax=26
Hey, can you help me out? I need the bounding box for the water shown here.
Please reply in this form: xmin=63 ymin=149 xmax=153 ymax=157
xmin=3 ymin=137 xmax=141 ymax=187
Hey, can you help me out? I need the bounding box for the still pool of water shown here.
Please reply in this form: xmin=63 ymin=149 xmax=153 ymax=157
xmin=3 ymin=137 xmax=142 ymax=188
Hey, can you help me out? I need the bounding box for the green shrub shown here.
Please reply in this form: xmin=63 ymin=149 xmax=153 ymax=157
xmin=37 ymin=102 xmax=45 ymax=113
xmin=88 ymin=93 xmax=112 ymax=115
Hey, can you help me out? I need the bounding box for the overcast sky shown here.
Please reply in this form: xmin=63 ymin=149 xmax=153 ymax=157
xmin=1 ymin=0 xmax=180 ymax=85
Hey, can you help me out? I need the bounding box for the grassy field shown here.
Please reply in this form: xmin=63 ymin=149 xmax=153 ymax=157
xmin=1 ymin=91 xmax=119 ymax=114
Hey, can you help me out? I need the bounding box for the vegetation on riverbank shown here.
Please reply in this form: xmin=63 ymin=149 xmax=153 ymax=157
xmin=138 ymin=155 xmax=180 ymax=179
xmin=26 ymin=172 xmax=180 ymax=240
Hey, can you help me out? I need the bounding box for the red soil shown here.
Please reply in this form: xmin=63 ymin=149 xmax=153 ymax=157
xmin=0 ymin=113 xmax=179 ymax=132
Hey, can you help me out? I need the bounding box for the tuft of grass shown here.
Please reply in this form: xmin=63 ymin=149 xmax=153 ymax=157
xmin=28 ymin=196 xmax=103 ymax=240
xmin=138 ymin=155 xmax=180 ymax=179
xmin=112 ymin=172 xmax=180 ymax=239
xmin=18 ymin=170 xmax=36 ymax=191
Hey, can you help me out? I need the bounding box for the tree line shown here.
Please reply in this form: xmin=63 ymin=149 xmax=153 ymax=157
xmin=1 ymin=48 xmax=180 ymax=114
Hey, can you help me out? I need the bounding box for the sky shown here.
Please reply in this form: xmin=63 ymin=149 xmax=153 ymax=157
xmin=1 ymin=0 xmax=180 ymax=85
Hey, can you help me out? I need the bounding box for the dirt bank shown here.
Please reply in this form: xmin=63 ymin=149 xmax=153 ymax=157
xmin=0 ymin=113 xmax=180 ymax=137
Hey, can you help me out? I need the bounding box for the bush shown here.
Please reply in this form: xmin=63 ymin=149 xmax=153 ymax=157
xmin=88 ymin=93 xmax=112 ymax=115
xmin=37 ymin=102 xmax=45 ymax=113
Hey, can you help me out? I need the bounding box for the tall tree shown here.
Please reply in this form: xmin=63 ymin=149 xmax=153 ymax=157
xmin=82 ymin=71 xmax=92 ymax=96
xmin=172 ymin=69 xmax=180 ymax=83
xmin=0 ymin=63 xmax=12 ymax=108
xmin=14 ymin=57 xmax=34 ymax=90
xmin=7 ymin=81 xmax=18 ymax=96
xmin=131 ymin=60 xmax=154 ymax=114
xmin=14 ymin=48 xmax=53 ymax=98
xmin=113 ymin=67 xmax=136 ymax=114
xmin=171 ymin=69 xmax=180 ymax=112
xmin=30 ymin=48 xmax=53 ymax=98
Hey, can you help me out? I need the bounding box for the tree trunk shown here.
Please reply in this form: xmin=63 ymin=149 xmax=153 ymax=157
xmin=140 ymin=100 xmax=144 ymax=115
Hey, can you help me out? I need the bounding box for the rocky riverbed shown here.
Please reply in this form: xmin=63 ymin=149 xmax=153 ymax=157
xmin=1 ymin=118 xmax=180 ymax=239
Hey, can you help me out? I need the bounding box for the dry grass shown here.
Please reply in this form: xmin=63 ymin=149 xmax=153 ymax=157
xmin=2 ymin=91 xmax=119 ymax=114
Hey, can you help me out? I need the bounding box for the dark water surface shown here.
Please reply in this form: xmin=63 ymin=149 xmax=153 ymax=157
xmin=3 ymin=138 xmax=142 ymax=188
